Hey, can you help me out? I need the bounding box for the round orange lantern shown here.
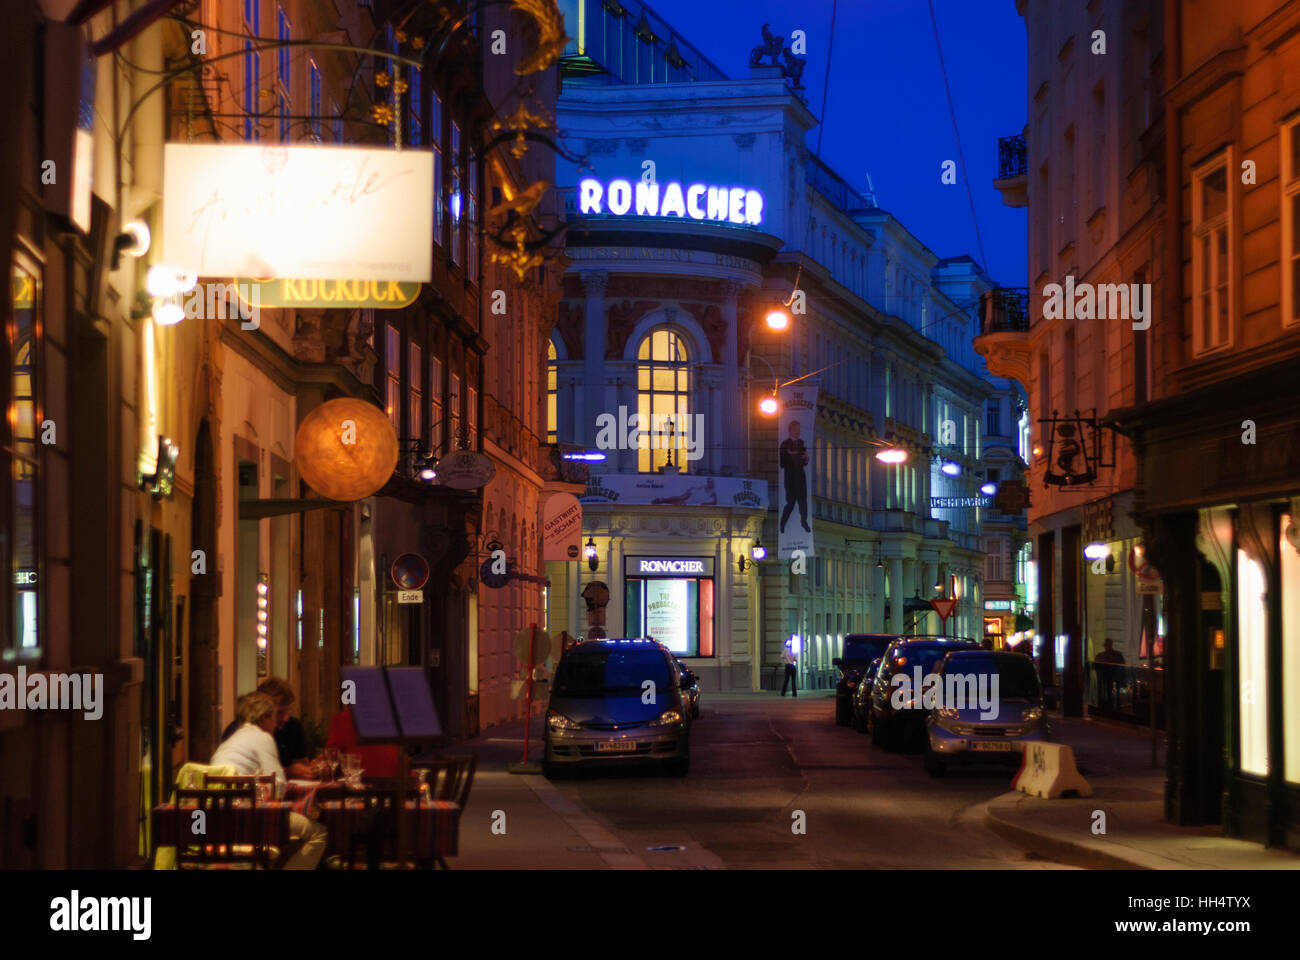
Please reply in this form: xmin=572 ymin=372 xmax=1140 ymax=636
xmin=294 ymin=397 xmax=399 ymax=501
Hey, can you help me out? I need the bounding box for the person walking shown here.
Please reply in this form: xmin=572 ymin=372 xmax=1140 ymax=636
xmin=780 ymin=637 xmax=799 ymax=697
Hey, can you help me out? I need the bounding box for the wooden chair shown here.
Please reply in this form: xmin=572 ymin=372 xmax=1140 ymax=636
xmin=411 ymin=755 xmax=476 ymax=868
xmin=172 ymin=787 xmax=275 ymax=869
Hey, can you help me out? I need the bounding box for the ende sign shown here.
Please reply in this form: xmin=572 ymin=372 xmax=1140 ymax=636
xmin=578 ymin=178 xmax=764 ymax=226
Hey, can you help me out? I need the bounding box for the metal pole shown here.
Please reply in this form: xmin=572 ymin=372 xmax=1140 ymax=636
xmin=522 ymin=623 xmax=536 ymax=765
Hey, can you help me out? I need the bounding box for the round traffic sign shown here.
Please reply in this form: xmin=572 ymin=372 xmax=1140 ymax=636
xmin=514 ymin=625 xmax=551 ymax=663
xmin=391 ymin=553 xmax=430 ymax=591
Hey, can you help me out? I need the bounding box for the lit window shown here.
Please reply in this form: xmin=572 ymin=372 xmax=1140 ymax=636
xmin=386 ymin=324 xmax=401 ymax=434
xmin=431 ymin=93 xmax=444 ymax=244
xmin=1192 ymin=154 xmax=1232 ymax=355
xmin=1283 ymin=120 xmax=1300 ymax=328
xmin=408 ymin=341 xmax=423 ymax=442
xmin=450 ymin=122 xmax=463 ymax=265
xmin=546 ymin=339 xmax=557 ymax=444
xmin=636 ymin=327 xmax=691 ymax=473
xmin=449 ymin=371 xmax=462 ymax=449
xmin=430 ymin=355 xmax=444 ymax=453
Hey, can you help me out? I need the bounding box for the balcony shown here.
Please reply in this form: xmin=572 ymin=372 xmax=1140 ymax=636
xmin=973 ymin=287 xmax=1032 ymax=390
xmin=993 ymin=133 xmax=1027 ymax=207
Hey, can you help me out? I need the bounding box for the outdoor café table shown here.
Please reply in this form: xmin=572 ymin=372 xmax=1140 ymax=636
xmin=316 ymin=795 xmax=461 ymax=865
xmin=152 ymin=796 xmax=293 ymax=863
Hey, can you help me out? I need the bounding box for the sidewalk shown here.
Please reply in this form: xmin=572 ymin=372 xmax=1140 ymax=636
xmin=983 ymin=712 xmax=1300 ymax=869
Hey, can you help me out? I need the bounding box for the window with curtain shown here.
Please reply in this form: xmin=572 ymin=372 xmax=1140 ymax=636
xmin=1193 ymin=154 xmax=1232 ymax=355
xmin=385 ymin=324 xmax=401 ymax=433
xmin=408 ymin=341 xmax=423 ymax=443
xmin=1283 ymin=120 xmax=1300 ymax=329
xmin=636 ymin=327 xmax=690 ymax=473
xmin=449 ymin=371 xmax=462 ymax=449
xmin=429 ymin=355 xmax=444 ymax=453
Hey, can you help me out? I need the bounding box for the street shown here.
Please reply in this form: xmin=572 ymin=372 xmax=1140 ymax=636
xmin=469 ymin=693 xmax=1076 ymax=869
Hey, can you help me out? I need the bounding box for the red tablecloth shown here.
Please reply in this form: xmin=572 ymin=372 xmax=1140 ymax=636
xmin=316 ymin=798 xmax=461 ymax=862
xmin=152 ymin=800 xmax=292 ymax=851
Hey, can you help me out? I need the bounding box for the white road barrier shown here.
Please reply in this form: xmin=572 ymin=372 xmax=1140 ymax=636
xmin=1012 ymin=741 xmax=1092 ymax=798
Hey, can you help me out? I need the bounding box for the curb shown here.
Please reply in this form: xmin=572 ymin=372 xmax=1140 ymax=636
xmin=982 ymin=799 xmax=1155 ymax=871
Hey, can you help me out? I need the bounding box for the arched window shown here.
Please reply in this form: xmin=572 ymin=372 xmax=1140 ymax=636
xmin=636 ymin=327 xmax=690 ymax=473
xmin=546 ymin=339 xmax=557 ymax=444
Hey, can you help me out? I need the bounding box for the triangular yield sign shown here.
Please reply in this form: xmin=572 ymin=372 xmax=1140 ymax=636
xmin=930 ymin=598 xmax=957 ymax=621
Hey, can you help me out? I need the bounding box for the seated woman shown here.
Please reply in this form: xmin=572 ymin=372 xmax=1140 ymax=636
xmin=326 ymin=707 xmax=400 ymax=779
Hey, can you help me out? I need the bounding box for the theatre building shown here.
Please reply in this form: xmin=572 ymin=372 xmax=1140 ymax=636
xmin=548 ymin=3 xmax=1003 ymax=691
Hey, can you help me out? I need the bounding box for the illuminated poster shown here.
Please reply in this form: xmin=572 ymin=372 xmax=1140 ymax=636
xmin=778 ymin=384 xmax=818 ymax=559
xmin=644 ymin=579 xmax=690 ymax=654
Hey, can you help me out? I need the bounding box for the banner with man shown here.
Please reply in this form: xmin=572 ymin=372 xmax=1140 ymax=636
xmin=777 ymin=384 xmax=817 ymax=559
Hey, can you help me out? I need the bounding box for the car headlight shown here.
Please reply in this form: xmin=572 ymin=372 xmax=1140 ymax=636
xmin=1022 ymin=707 xmax=1043 ymax=722
xmin=648 ymin=709 xmax=683 ymax=727
xmin=547 ymin=710 xmax=582 ymax=731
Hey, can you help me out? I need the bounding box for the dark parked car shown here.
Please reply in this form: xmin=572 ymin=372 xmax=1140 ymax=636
xmin=850 ymin=657 xmax=883 ymax=732
xmin=925 ymin=650 xmax=1048 ymax=777
xmin=833 ymin=634 xmax=897 ymax=725
xmin=676 ymin=659 xmax=701 ymax=720
xmin=867 ymin=636 xmax=979 ymax=752
xmin=543 ymin=638 xmax=692 ymax=778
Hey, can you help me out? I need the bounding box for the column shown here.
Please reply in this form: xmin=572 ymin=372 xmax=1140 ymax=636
xmin=871 ymin=560 xmax=885 ymax=633
xmin=923 ymin=560 xmax=938 ymax=634
xmin=890 ymin=556 xmax=904 ymax=636
xmin=722 ymin=279 xmax=742 ymax=475
xmin=581 ymin=271 xmax=608 ymax=449
xmin=708 ymin=380 xmax=721 ymax=475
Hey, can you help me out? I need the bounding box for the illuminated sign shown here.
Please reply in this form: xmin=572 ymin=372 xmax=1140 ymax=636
xmin=985 ymin=600 xmax=1014 ymax=611
xmin=163 ymin=143 xmax=432 ymax=282
xmin=578 ymin=178 xmax=764 ymax=226
xmin=931 ymin=497 xmax=991 ymax=509
xmin=235 ymin=278 xmax=420 ymax=309
xmin=625 ymin=556 xmax=715 ymax=577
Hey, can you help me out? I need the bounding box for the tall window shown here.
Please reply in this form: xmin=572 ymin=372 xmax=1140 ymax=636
xmin=985 ymin=399 xmax=1001 ymax=439
xmin=431 ymin=93 xmax=444 ymax=244
xmin=408 ymin=341 xmax=423 ymax=442
xmin=636 ymin=327 xmax=690 ymax=473
xmin=467 ymin=385 xmax=478 ymax=448
xmin=409 ymin=65 xmax=423 ymax=146
xmin=308 ymin=60 xmax=322 ymax=141
xmin=242 ymin=0 xmax=260 ymax=141
xmin=448 ymin=371 xmax=462 ymax=450
xmin=429 ymin=355 xmax=444 ymax=453
xmin=8 ymin=257 xmax=41 ymax=657
xmin=450 ymin=121 xmax=463 ymax=265
xmin=277 ymin=6 xmax=290 ymax=140
xmin=468 ymin=151 xmax=478 ymax=278
xmin=1192 ymin=154 xmax=1232 ymax=355
xmin=1283 ymin=119 xmax=1300 ymax=328
xmin=546 ymin=339 xmax=557 ymax=444
xmin=385 ymin=324 xmax=401 ymax=433
xmin=332 ymin=101 xmax=343 ymax=143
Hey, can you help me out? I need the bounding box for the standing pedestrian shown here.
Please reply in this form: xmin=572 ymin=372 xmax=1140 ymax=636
xmin=780 ymin=636 xmax=799 ymax=697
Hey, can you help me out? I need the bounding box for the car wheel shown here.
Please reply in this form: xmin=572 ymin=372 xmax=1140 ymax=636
xmin=870 ymin=712 xmax=886 ymax=748
xmin=924 ymin=751 xmax=946 ymax=778
xmin=852 ymin=707 xmax=868 ymax=733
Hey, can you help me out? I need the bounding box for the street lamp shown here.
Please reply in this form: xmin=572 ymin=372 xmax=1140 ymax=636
xmin=765 ymin=308 xmax=791 ymax=331
xmin=875 ymin=447 xmax=908 ymax=464
xmin=751 ymin=541 xmax=767 ymax=562
xmin=584 ymin=537 xmax=598 ymax=572
xmin=758 ymin=394 xmax=778 ymax=417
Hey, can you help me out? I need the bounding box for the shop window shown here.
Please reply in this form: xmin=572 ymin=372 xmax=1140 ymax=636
xmin=6 ymin=256 xmax=41 ymax=659
xmin=636 ymin=327 xmax=690 ymax=473
xmin=625 ymin=572 xmax=713 ymax=657
xmin=546 ymin=339 xmax=557 ymax=444
xmin=1192 ymin=153 xmax=1232 ymax=355
xmin=1237 ymin=545 xmax=1269 ymax=777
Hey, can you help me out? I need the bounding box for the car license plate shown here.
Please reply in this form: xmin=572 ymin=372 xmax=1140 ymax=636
xmin=970 ymin=741 xmax=1016 ymax=752
xmin=596 ymin=740 xmax=636 ymax=753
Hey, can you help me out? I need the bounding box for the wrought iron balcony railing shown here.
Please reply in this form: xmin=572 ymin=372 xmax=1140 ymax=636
xmin=997 ymin=134 xmax=1027 ymax=180
xmin=979 ymin=287 xmax=1030 ymax=335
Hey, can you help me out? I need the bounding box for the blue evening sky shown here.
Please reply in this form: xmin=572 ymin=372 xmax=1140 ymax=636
xmin=642 ymin=0 xmax=1028 ymax=286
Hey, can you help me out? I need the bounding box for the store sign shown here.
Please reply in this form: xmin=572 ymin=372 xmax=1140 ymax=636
xmin=625 ymin=556 xmax=715 ymax=578
xmin=578 ymin=178 xmax=765 ymax=226
xmin=235 ymin=278 xmax=420 ymax=309
xmin=984 ymin=600 xmax=1014 ymax=611
xmin=163 ymin=143 xmax=433 ymax=282
xmin=437 ymin=450 xmax=495 ymax=490
xmin=931 ymin=497 xmax=991 ymax=509
xmin=542 ymin=493 xmax=583 ymax=562
xmin=581 ymin=474 xmax=766 ymax=509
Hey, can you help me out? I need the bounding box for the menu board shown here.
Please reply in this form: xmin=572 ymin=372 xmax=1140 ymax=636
xmin=343 ymin=666 xmax=399 ymax=742
xmin=386 ymin=667 xmax=442 ymax=739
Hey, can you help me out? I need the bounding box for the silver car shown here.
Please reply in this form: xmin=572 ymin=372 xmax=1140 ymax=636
xmin=925 ymin=650 xmax=1048 ymax=777
xmin=542 ymin=638 xmax=691 ymax=778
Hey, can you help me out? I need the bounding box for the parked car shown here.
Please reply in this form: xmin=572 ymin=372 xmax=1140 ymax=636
xmin=850 ymin=657 xmax=882 ymax=732
xmin=833 ymin=634 xmax=897 ymax=725
xmin=542 ymin=638 xmax=692 ymax=778
xmin=924 ymin=650 xmax=1048 ymax=777
xmin=867 ymin=636 xmax=979 ymax=752
xmin=676 ymin=659 xmax=701 ymax=720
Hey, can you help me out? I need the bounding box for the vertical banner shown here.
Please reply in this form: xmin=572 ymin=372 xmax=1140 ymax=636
xmin=542 ymin=493 xmax=583 ymax=562
xmin=777 ymin=384 xmax=818 ymax=559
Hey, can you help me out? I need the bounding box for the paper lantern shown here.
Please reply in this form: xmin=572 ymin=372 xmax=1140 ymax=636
xmin=294 ymin=398 xmax=399 ymax=501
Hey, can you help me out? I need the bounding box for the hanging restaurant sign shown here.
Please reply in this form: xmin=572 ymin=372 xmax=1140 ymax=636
xmin=234 ymin=278 xmax=420 ymax=310
xmin=1039 ymin=410 xmax=1111 ymax=487
xmin=163 ymin=143 xmax=433 ymax=282
xmin=436 ymin=450 xmax=496 ymax=490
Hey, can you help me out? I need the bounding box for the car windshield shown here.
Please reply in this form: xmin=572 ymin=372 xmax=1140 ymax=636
xmin=843 ymin=636 xmax=890 ymax=664
xmin=892 ymin=643 xmax=974 ymax=675
xmin=943 ymin=655 xmax=1041 ymax=699
xmin=554 ymin=649 xmax=672 ymax=698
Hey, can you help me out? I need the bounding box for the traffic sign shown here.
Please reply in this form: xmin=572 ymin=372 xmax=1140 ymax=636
xmin=930 ymin=598 xmax=958 ymax=622
xmin=514 ymin=625 xmax=552 ymax=662
xmin=391 ymin=553 xmax=430 ymax=591
xmin=397 ymin=590 xmax=423 ymax=604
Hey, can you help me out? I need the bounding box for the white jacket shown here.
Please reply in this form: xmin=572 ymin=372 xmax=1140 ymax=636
xmin=209 ymin=722 xmax=286 ymax=795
